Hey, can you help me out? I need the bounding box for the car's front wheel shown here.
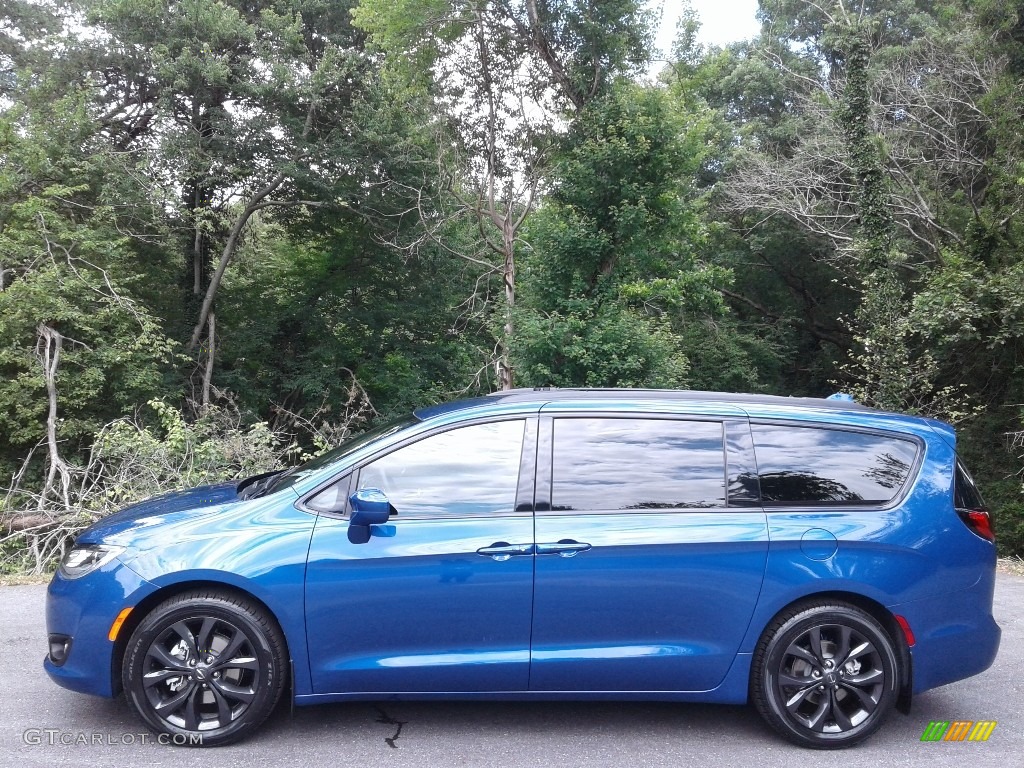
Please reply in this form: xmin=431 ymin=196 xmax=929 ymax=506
xmin=751 ymin=601 xmax=900 ymax=749
xmin=122 ymin=590 xmax=287 ymax=746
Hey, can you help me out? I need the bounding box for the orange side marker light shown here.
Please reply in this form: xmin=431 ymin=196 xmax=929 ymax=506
xmin=108 ymin=607 xmax=133 ymax=641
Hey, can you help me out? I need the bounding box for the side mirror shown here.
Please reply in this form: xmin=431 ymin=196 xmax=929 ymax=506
xmin=349 ymin=488 xmax=392 ymax=527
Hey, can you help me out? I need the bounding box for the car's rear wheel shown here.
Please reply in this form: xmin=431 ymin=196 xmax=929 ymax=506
xmin=122 ymin=590 xmax=286 ymax=746
xmin=751 ymin=601 xmax=900 ymax=749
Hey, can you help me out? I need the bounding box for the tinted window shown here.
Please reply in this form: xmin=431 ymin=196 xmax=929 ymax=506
xmin=551 ymin=418 xmax=726 ymax=511
xmin=305 ymin=477 xmax=350 ymax=514
xmin=357 ymin=420 xmax=525 ymax=517
xmin=954 ymin=459 xmax=985 ymax=510
xmin=751 ymin=425 xmax=918 ymax=505
xmin=271 ymin=416 xmax=416 ymax=495
xmin=725 ymin=420 xmax=760 ymax=506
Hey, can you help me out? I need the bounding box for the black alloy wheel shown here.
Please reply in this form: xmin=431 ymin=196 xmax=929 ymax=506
xmin=123 ymin=590 xmax=286 ymax=746
xmin=752 ymin=601 xmax=900 ymax=748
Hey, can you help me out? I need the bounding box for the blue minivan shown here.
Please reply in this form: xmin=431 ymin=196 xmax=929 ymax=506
xmin=45 ymin=389 xmax=1000 ymax=748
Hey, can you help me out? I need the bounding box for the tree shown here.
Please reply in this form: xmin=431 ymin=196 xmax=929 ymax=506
xmin=688 ymin=0 xmax=1024 ymax=551
xmin=72 ymin=0 xmax=377 ymax=403
xmin=514 ymin=81 xmax=748 ymax=388
xmin=712 ymin=1 xmax=1011 ymax=414
xmin=0 ymin=0 xmax=62 ymax=96
xmin=353 ymin=0 xmax=654 ymax=389
xmin=0 ymin=92 xmax=177 ymax=481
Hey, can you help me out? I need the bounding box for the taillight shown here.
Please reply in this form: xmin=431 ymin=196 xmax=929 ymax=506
xmin=894 ymin=615 xmax=916 ymax=647
xmin=957 ymin=508 xmax=994 ymax=542
xmin=953 ymin=459 xmax=990 ymax=541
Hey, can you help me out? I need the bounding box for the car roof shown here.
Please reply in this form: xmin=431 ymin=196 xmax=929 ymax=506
xmin=414 ymin=387 xmax=882 ymax=421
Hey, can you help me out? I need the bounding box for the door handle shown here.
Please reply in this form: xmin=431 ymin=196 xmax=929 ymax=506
xmin=476 ymin=542 xmax=535 ymax=561
xmin=536 ymin=539 xmax=592 ymax=557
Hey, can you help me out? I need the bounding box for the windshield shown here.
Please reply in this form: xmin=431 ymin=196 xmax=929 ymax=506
xmin=263 ymin=415 xmax=418 ymax=495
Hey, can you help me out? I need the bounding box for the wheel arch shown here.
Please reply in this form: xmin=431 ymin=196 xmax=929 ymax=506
xmin=110 ymin=580 xmax=291 ymax=698
xmin=751 ymin=590 xmax=913 ymax=714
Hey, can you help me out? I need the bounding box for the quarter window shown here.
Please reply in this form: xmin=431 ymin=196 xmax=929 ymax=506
xmin=751 ymin=425 xmax=918 ymax=505
xmin=551 ymin=418 xmax=726 ymax=511
xmin=954 ymin=459 xmax=985 ymax=511
xmin=356 ymin=420 xmax=525 ymax=517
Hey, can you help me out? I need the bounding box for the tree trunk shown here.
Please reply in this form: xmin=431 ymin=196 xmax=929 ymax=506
xmin=187 ymin=103 xmax=316 ymax=353
xmin=35 ymin=323 xmax=72 ymax=512
xmin=498 ymin=224 xmax=516 ymax=390
xmin=186 ymin=172 xmax=286 ymax=352
xmin=201 ymin=312 xmax=215 ymax=408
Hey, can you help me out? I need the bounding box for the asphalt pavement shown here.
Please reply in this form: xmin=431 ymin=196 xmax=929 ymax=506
xmin=1 ymin=575 xmax=1022 ymax=768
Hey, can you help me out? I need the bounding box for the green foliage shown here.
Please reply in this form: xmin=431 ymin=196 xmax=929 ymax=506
xmin=0 ymin=262 xmax=177 ymax=446
xmin=832 ymin=24 xmax=892 ymax=270
xmin=0 ymin=96 xmax=179 ymax=473
xmin=354 ymin=0 xmax=654 ymax=102
xmin=351 ymin=0 xmax=454 ymax=89
xmin=981 ymin=477 xmax=1024 ymax=558
xmin=514 ymin=305 xmax=689 ymax=388
xmin=214 ymin=217 xmax=486 ymax=422
xmin=0 ymin=400 xmax=291 ymax=574
xmin=701 ymin=0 xmax=1024 ymax=549
xmin=532 ymin=82 xmax=707 ymax=295
xmin=757 ymin=0 xmax=937 ymax=51
xmin=515 ymin=79 xmax=766 ymax=391
xmin=0 ymin=1 xmax=63 ymax=95
xmin=840 ymin=265 xmax=979 ymax=422
xmin=518 ymin=0 xmax=655 ymax=98
xmin=94 ymin=400 xmax=286 ymax=505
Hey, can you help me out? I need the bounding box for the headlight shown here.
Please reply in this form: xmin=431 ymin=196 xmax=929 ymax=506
xmin=59 ymin=544 xmax=125 ymax=579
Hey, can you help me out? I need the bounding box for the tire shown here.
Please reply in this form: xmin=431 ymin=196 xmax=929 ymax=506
xmin=122 ymin=590 xmax=287 ymax=747
xmin=751 ymin=601 xmax=900 ymax=749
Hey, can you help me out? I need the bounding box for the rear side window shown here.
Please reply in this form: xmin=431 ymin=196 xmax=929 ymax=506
xmin=551 ymin=418 xmax=726 ymax=511
xmin=954 ymin=459 xmax=986 ymax=510
xmin=751 ymin=424 xmax=918 ymax=505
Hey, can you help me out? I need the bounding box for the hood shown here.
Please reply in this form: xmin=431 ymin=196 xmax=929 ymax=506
xmin=76 ymin=482 xmax=241 ymax=544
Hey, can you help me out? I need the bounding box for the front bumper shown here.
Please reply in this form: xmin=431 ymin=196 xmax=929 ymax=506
xmin=44 ymin=559 xmax=157 ymax=697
